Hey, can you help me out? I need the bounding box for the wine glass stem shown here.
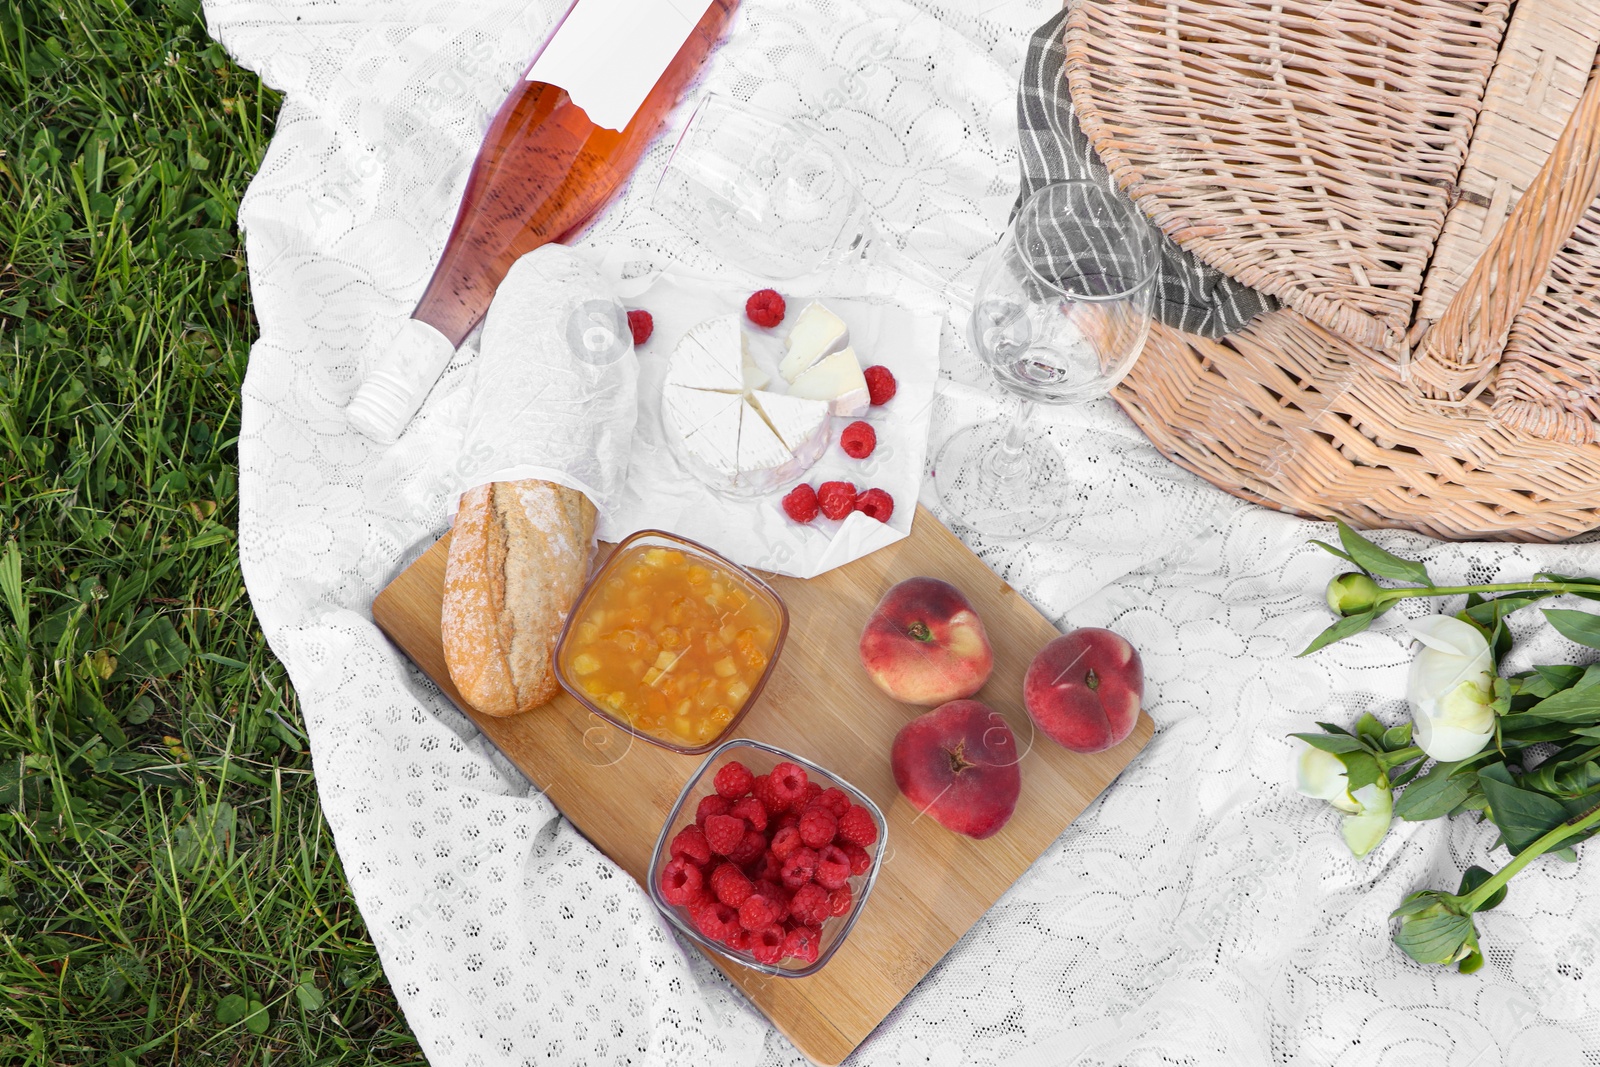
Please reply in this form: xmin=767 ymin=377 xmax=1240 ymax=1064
xmin=985 ymin=400 xmax=1037 ymax=487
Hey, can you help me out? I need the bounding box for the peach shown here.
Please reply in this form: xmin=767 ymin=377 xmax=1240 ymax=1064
xmin=1023 ymin=628 xmax=1143 ymax=753
xmin=859 ymin=577 xmax=993 ymax=705
xmin=891 ymin=699 xmax=1021 ymax=839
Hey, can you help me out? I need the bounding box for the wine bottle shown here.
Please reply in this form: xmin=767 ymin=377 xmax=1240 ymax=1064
xmin=348 ymin=0 xmax=740 ymax=443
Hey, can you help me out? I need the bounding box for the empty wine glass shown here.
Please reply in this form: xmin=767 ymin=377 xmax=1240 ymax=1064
xmin=651 ymin=94 xmax=962 ymax=297
xmin=653 ymin=94 xmax=866 ymax=278
xmin=933 ymin=179 xmax=1160 ymax=538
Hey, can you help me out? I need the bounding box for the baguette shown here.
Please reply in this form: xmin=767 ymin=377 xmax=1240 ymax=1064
xmin=441 ymin=479 xmax=597 ymax=716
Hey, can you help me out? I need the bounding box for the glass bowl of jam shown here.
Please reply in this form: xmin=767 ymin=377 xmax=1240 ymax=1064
xmin=553 ymin=530 xmax=789 ymax=754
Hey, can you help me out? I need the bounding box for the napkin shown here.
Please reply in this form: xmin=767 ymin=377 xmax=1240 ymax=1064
xmin=605 ymin=271 xmax=942 ymax=579
xmin=451 ymin=245 xmax=640 ymax=518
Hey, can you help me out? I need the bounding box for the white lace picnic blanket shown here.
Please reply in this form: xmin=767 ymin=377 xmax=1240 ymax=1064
xmin=214 ymin=0 xmax=1600 ymax=1063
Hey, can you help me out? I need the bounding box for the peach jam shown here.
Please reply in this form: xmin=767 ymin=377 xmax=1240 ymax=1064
xmin=558 ymin=539 xmax=783 ymax=749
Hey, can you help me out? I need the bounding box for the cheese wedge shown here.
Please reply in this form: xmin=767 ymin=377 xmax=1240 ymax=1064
xmin=779 ymin=301 xmax=849 ymax=383
xmin=787 ymin=346 xmax=870 ymax=416
xmin=662 ymin=385 xmax=743 ymax=479
xmin=666 ymin=314 xmax=745 ymax=392
xmin=750 ymin=389 xmax=830 ymax=465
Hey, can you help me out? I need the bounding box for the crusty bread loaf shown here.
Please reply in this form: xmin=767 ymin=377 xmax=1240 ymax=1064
xmin=441 ymin=479 xmax=596 ymax=716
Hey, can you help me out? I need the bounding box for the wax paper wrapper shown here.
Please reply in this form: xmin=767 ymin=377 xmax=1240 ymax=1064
xmin=604 ymin=272 xmax=941 ymax=579
xmin=452 ymin=245 xmax=639 ymax=517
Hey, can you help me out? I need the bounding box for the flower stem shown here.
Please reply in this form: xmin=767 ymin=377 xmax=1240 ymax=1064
xmin=1378 ymin=745 xmax=1422 ymax=771
xmin=1373 ymin=581 xmax=1600 ymax=611
xmin=1458 ymin=802 xmax=1600 ymax=912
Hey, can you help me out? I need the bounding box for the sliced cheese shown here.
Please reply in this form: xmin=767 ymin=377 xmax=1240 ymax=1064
xmin=779 ymin=301 xmax=849 ymax=383
xmin=742 ymin=351 xmax=771 ymax=391
xmin=735 ymin=403 xmax=792 ymax=479
xmin=786 ymin=346 xmax=870 ymax=417
xmin=665 ymin=314 xmax=745 ymax=392
xmin=662 ymin=385 xmax=743 ymax=478
xmin=750 ymin=389 xmax=830 ymax=463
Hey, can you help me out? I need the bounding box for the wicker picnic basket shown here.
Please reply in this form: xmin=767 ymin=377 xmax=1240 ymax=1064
xmin=1066 ymin=0 xmax=1600 ymax=540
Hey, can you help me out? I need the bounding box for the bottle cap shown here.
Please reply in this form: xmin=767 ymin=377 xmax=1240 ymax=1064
xmin=346 ymin=319 xmax=457 ymax=444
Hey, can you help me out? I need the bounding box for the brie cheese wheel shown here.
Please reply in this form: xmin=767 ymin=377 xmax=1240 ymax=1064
xmin=787 ymin=346 xmax=870 ymax=416
xmin=665 ymin=314 xmax=745 ymax=392
xmin=751 ymin=390 xmax=830 ymax=466
xmin=779 ymin=301 xmax=849 ymax=383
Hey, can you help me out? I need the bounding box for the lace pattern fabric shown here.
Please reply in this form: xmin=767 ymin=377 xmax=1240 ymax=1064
xmin=214 ymin=0 xmax=1600 ymax=1062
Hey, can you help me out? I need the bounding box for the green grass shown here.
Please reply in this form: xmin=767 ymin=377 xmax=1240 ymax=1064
xmin=0 ymin=2 xmax=423 ymax=1063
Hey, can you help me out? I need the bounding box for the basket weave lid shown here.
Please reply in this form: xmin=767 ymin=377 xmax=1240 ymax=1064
xmin=1063 ymin=0 xmax=1511 ymax=357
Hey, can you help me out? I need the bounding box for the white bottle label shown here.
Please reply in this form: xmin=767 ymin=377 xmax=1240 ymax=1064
xmin=527 ymin=0 xmax=713 ymax=132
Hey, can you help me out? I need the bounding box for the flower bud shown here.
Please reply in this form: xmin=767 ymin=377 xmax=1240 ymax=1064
xmin=1326 ymin=572 xmax=1381 ymax=616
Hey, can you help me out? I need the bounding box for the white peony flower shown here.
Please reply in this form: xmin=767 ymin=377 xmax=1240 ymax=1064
xmin=1295 ymin=744 xmax=1393 ymax=856
xmin=1407 ymin=616 xmax=1497 ymax=763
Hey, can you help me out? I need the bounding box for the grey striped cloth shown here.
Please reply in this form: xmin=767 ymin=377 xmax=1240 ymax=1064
xmin=1016 ymin=8 xmax=1276 ymax=338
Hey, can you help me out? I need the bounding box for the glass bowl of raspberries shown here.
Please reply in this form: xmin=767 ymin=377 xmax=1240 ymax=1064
xmin=647 ymin=738 xmax=887 ymax=977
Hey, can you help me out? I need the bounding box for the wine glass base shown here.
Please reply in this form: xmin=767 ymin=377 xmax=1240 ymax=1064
xmin=933 ymin=422 xmax=1066 ymax=539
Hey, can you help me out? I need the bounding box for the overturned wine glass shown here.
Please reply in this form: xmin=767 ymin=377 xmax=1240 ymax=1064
xmin=932 ymin=179 xmax=1160 ymax=538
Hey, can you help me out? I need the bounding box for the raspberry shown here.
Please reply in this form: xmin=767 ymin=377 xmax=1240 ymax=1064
xmin=756 ymin=881 xmax=790 ymax=923
xmin=776 ymin=811 xmax=801 ymax=831
xmin=780 ymin=846 xmax=818 ymax=889
xmin=836 ymin=805 xmax=878 ymax=847
xmin=626 ymin=309 xmax=654 ymax=346
xmin=798 ymin=808 xmax=837 ymax=849
xmin=710 ymin=863 xmax=754 ymax=907
xmin=807 ymin=788 xmax=851 ymax=818
xmin=815 ymin=845 xmax=851 ymax=890
xmin=768 ymin=825 xmax=802 ymax=860
xmin=730 ymin=796 xmax=768 ymax=832
xmin=828 ymin=884 xmax=853 ymax=917
xmin=714 ymin=761 xmax=755 ymax=799
xmin=658 ymin=857 xmax=704 ymax=907
xmin=729 ymin=827 xmax=767 ymax=866
xmin=748 ymin=851 xmax=783 ymax=884
xmin=745 ymin=289 xmax=786 ymax=329
xmin=790 ymin=883 xmax=830 ymax=926
xmin=727 ymin=928 xmax=753 ymax=952
xmin=738 ymin=893 xmax=781 ymax=931
xmin=695 ymin=794 xmax=732 ymax=827
xmin=816 ymin=481 xmax=856 ymax=521
xmin=782 ymin=925 xmax=821 ymax=964
xmin=839 ymin=421 xmax=876 ymax=459
xmin=704 ymin=813 xmax=745 ymax=856
xmin=841 ymin=842 xmax=871 ymax=876
xmin=802 ymin=782 xmax=823 ymax=806
xmin=750 ymin=923 xmax=786 ymax=964
xmin=854 ymin=487 xmax=894 ymax=523
xmin=863 ymin=364 xmax=896 ymax=406
xmin=780 ymin=483 xmax=820 ymax=524
xmin=692 ymin=899 xmax=739 ymax=941
xmin=669 ymin=824 xmax=712 ymax=866
xmin=751 ymin=774 xmax=786 ymax=815
xmin=769 ymin=762 xmax=808 ymax=808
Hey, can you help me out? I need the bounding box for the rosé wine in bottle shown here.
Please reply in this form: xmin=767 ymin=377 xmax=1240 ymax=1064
xmin=348 ymin=0 xmax=739 ymax=443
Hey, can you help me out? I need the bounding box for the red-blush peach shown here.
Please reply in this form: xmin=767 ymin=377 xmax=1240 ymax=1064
xmin=859 ymin=577 xmax=994 ymax=706
xmin=890 ymin=699 xmax=1020 ymax=839
xmin=1023 ymin=629 xmax=1143 ymax=753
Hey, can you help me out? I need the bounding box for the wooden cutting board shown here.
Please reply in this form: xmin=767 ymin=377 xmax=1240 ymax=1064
xmin=372 ymin=505 xmax=1153 ymax=1065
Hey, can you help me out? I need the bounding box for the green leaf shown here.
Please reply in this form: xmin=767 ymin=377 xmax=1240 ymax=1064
xmin=0 ymin=540 xmax=25 ymax=636
xmin=1337 ymin=520 xmax=1431 ymax=585
xmin=1298 ymin=610 xmax=1376 ymax=656
xmin=1543 ymin=608 xmax=1600 ymax=651
xmin=1456 ymin=866 xmax=1507 ymax=911
xmin=1522 ymin=664 xmax=1587 ymax=699
xmin=215 ymin=992 xmax=268 ymax=1034
xmin=1478 ymin=763 xmax=1571 ymax=855
xmin=112 ymin=616 xmax=190 ymax=680
xmin=1395 ymin=763 xmax=1476 ymax=821
xmin=168 ymin=227 xmax=231 ymax=261
xmin=1290 ymin=732 xmax=1368 ymax=755
xmin=1309 ymin=539 xmax=1356 ymax=564
xmin=124 ymin=695 xmax=154 ymax=725
xmin=1338 ymin=751 xmax=1383 ymax=793
xmin=1519 ymin=684 xmax=1600 ymax=725
xmin=171 ymin=801 xmax=235 ymax=871
xmin=1381 ymin=722 xmax=1414 ymax=751
xmin=1461 ymin=593 xmax=1552 ymax=629
xmin=293 ymin=973 xmax=324 ymax=1011
xmin=1354 ymin=713 xmax=1386 ymax=743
